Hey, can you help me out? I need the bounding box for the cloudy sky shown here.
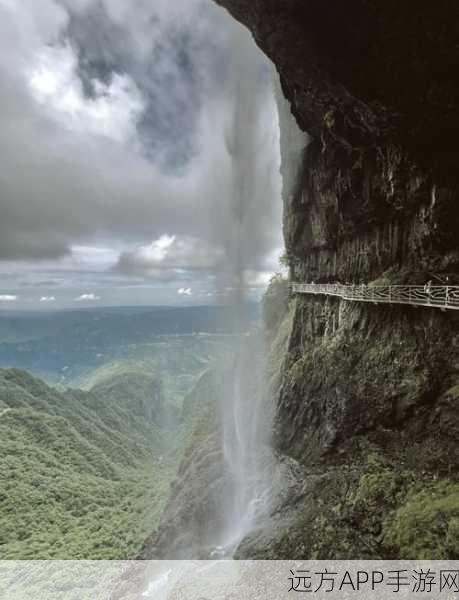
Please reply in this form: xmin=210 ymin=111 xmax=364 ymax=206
xmin=0 ymin=0 xmax=283 ymax=309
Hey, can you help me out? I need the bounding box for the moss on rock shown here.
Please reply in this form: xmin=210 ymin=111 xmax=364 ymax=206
xmin=384 ymin=481 xmax=459 ymax=559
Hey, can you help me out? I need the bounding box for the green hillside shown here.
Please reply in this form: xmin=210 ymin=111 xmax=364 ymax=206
xmin=0 ymin=367 xmax=178 ymax=559
xmin=82 ymin=361 xmax=167 ymax=426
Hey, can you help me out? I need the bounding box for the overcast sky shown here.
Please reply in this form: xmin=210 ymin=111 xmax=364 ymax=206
xmin=0 ymin=0 xmax=283 ymax=309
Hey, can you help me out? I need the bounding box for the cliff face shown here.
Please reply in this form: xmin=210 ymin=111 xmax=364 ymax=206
xmin=215 ymin=0 xmax=459 ymax=282
xmin=215 ymin=0 xmax=459 ymax=559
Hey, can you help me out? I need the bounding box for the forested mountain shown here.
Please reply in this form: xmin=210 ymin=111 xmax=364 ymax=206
xmin=0 ymin=305 xmax=246 ymax=559
xmin=0 ymin=366 xmax=177 ymax=559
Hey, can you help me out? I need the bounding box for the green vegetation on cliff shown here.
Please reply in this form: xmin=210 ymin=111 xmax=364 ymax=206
xmin=385 ymin=480 xmax=459 ymax=559
xmin=138 ymin=365 xmax=226 ymax=559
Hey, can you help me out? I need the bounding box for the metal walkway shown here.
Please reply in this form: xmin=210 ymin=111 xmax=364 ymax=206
xmin=290 ymin=283 xmax=459 ymax=311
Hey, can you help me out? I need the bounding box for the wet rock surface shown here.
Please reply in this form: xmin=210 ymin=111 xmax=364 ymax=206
xmin=215 ymin=0 xmax=459 ymax=283
xmin=214 ymin=0 xmax=459 ymax=559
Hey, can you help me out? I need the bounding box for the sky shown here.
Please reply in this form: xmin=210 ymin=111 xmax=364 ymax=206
xmin=0 ymin=0 xmax=283 ymax=309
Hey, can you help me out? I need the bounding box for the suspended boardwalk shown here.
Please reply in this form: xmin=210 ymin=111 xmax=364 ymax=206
xmin=290 ymin=283 xmax=459 ymax=311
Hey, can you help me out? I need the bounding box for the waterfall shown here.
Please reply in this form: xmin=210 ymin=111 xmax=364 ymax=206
xmin=208 ymin=24 xmax=282 ymax=557
xmin=215 ymin=333 xmax=275 ymax=555
xmin=139 ymin=17 xmax=286 ymax=563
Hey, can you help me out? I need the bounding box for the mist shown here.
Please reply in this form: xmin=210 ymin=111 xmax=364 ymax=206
xmin=203 ymin=25 xmax=281 ymax=554
xmin=209 ymin=26 xmax=282 ymax=302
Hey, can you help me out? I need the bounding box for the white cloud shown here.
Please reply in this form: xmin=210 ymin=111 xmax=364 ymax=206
xmin=134 ymin=234 xmax=176 ymax=264
xmin=117 ymin=234 xmax=224 ymax=278
xmin=29 ymin=43 xmax=144 ymax=143
xmin=75 ymin=293 xmax=100 ymax=301
xmin=0 ymin=0 xmax=284 ymax=308
xmin=40 ymin=296 xmax=56 ymax=302
xmin=0 ymin=295 xmax=17 ymax=302
xmin=178 ymin=287 xmax=192 ymax=296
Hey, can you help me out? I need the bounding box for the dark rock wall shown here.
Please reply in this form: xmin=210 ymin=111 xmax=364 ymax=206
xmin=216 ymin=0 xmax=459 ymax=285
xmin=277 ymin=296 xmax=458 ymax=468
xmin=215 ymin=0 xmax=459 ymax=460
xmin=215 ymin=0 xmax=459 ymax=558
xmin=286 ymin=143 xmax=458 ymax=284
xmin=215 ymin=1 xmax=459 ymax=175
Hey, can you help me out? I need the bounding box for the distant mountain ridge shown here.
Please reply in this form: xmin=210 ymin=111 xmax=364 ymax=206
xmin=0 ymin=304 xmax=259 ymax=380
xmin=0 ymin=304 xmax=260 ymax=343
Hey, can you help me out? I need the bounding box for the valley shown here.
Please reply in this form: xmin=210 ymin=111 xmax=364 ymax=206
xmin=0 ymin=305 xmax=254 ymax=559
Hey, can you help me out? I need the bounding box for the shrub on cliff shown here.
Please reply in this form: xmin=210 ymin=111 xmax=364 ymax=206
xmin=263 ymin=274 xmax=290 ymax=334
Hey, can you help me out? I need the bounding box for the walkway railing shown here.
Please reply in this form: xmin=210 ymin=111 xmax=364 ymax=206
xmin=290 ymin=283 xmax=459 ymax=311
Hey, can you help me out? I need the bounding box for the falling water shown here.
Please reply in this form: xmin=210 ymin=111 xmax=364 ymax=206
xmin=215 ymin=333 xmax=275 ymax=555
xmin=138 ymin=16 xmax=284 ymax=567
xmin=209 ymin=24 xmax=282 ymax=556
